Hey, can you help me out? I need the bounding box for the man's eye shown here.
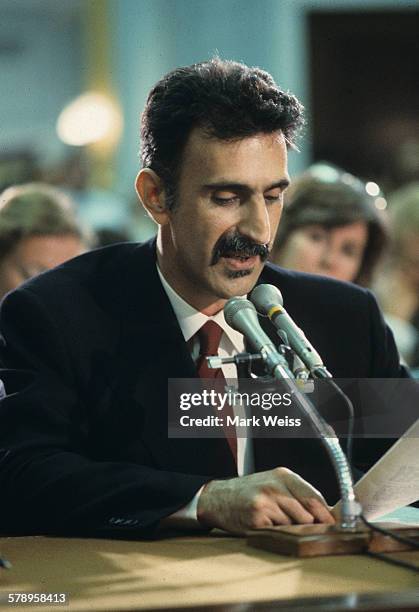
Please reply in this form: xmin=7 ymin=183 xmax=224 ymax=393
xmin=213 ymin=196 xmax=239 ymax=205
xmin=264 ymin=194 xmax=281 ymax=203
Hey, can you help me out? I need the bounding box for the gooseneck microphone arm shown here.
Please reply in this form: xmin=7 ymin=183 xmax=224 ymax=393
xmin=224 ymin=296 xmax=361 ymax=531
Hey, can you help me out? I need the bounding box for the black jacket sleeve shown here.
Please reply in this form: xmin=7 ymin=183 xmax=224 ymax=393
xmin=0 ymin=287 xmax=209 ymax=537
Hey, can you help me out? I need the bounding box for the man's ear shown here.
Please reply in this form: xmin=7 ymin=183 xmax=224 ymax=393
xmin=135 ymin=168 xmax=170 ymax=225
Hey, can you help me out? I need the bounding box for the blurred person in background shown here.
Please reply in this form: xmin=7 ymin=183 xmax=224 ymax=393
xmin=375 ymin=182 xmax=419 ymax=370
xmin=0 ymin=183 xmax=93 ymax=300
xmin=270 ymin=163 xmax=388 ymax=288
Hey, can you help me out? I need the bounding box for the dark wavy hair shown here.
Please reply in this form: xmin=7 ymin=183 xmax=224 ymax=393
xmin=141 ymin=58 xmax=304 ymax=209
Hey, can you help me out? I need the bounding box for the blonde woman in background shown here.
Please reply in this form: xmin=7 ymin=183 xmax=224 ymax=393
xmin=0 ymin=183 xmax=93 ymax=300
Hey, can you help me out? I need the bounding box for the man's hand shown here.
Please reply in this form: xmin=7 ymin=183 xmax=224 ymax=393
xmin=197 ymin=467 xmax=335 ymax=534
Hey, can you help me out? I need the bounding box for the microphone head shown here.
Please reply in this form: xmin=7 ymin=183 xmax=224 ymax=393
xmin=224 ymin=297 xmax=257 ymax=330
xmin=250 ymin=284 xmax=284 ymax=315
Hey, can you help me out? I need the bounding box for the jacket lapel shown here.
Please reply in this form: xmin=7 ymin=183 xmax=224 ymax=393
xmin=111 ymin=240 xmax=237 ymax=478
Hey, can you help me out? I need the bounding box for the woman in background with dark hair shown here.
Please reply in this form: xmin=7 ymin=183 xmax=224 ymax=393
xmin=270 ymin=163 xmax=388 ymax=287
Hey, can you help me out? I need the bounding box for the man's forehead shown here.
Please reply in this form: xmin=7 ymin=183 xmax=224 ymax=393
xmin=179 ymin=128 xmax=288 ymax=183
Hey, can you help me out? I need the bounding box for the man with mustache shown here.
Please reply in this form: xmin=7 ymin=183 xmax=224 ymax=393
xmin=0 ymin=59 xmax=404 ymax=537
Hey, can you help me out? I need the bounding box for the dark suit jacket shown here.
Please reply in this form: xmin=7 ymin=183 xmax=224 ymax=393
xmin=0 ymin=240 xmax=405 ymax=536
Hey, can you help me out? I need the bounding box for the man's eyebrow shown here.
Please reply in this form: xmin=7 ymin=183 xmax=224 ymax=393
xmin=266 ymin=179 xmax=290 ymax=191
xmin=201 ymin=179 xmax=290 ymax=192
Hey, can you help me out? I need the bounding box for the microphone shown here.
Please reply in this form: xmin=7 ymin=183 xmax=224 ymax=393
xmin=250 ymin=284 xmax=332 ymax=378
xmin=226 ymin=295 xmax=360 ymax=528
xmin=223 ymin=298 xmax=293 ymax=379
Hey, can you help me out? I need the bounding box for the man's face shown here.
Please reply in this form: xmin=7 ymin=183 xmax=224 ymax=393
xmin=158 ymin=128 xmax=289 ymax=314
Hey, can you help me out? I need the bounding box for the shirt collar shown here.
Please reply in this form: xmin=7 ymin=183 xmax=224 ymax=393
xmin=157 ymin=264 xmax=244 ymax=352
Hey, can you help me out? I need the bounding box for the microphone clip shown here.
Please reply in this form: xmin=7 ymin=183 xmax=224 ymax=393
xmin=207 ymin=351 xmax=264 ymax=378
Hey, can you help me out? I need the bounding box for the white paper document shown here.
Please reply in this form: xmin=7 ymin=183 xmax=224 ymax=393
xmin=333 ymin=418 xmax=419 ymax=521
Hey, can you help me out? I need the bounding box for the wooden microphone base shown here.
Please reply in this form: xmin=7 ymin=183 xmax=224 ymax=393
xmin=247 ymin=522 xmax=419 ymax=557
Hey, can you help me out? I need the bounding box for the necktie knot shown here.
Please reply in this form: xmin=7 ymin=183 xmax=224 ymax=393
xmin=197 ymin=320 xmax=224 ymax=357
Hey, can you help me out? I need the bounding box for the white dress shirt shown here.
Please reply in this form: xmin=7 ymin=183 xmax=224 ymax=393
xmin=157 ymin=265 xmax=254 ymax=525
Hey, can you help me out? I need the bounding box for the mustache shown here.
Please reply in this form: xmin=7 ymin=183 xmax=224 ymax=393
xmin=211 ymin=232 xmax=270 ymax=265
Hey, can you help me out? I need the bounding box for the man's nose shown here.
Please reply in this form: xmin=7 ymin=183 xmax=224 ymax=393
xmin=237 ymin=197 xmax=271 ymax=245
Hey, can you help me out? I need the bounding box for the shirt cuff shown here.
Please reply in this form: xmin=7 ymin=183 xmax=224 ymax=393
xmin=159 ymin=485 xmax=206 ymax=530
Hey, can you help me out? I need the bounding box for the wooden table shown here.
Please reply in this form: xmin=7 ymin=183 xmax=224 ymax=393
xmin=0 ymin=533 xmax=418 ymax=611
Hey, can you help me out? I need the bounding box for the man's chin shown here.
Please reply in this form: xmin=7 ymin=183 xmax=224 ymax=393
xmin=215 ymin=262 xmax=263 ymax=298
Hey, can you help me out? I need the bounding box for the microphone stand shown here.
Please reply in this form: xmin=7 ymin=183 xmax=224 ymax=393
xmin=216 ymin=297 xmax=419 ymax=559
xmin=208 ymin=347 xmax=362 ymax=532
xmin=270 ymin=366 xmax=361 ymax=531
